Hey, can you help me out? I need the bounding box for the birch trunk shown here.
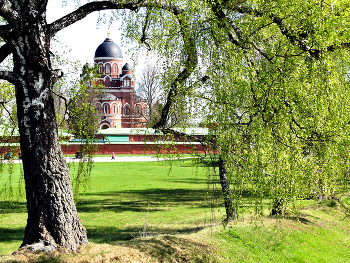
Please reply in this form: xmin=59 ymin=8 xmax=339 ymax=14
xmin=218 ymin=157 xmax=236 ymax=221
xmin=11 ymin=13 xmax=87 ymax=252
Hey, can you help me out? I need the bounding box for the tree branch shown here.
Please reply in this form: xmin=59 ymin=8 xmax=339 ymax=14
xmin=0 ymin=24 xmax=12 ymax=40
xmin=48 ymin=0 xmax=142 ymax=36
xmin=0 ymin=0 xmax=20 ymax=25
xmin=140 ymin=8 xmax=152 ymax=51
xmin=325 ymin=42 xmax=350 ymax=52
xmin=233 ymin=5 xmax=350 ymax=58
xmin=49 ymin=0 xmax=187 ymax=39
xmin=50 ymin=69 xmax=64 ymax=86
xmin=0 ymin=42 xmax=13 ymax=64
xmin=51 ymin=90 xmax=69 ymax=127
xmin=0 ymin=70 xmax=19 ymax=85
xmin=0 ymin=101 xmax=16 ymax=126
xmin=209 ymin=1 xmax=243 ymax=48
xmin=152 ymin=12 xmax=198 ymax=128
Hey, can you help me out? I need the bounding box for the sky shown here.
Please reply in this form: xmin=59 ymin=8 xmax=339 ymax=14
xmin=46 ymin=0 xmax=145 ymax=76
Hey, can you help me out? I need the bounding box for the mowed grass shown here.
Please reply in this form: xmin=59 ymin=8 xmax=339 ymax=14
xmin=0 ymin=158 xmax=223 ymax=256
xmin=72 ymin=159 xmax=220 ymax=243
xmin=1 ymin=159 xmax=350 ymax=262
xmin=213 ymin=201 xmax=350 ymax=263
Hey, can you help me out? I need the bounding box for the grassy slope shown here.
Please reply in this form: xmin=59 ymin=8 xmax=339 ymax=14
xmin=213 ymin=201 xmax=350 ymax=263
xmin=0 ymin=159 xmax=350 ymax=262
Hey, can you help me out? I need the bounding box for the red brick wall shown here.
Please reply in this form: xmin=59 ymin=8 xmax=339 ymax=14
xmin=61 ymin=143 xmax=206 ymax=155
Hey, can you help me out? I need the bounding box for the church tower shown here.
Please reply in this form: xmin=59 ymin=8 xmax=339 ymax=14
xmin=91 ymin=37 xmax=147 ymax=129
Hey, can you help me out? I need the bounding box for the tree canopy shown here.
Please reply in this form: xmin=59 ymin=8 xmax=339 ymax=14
xmin=121 ymin=0 xmax=350 ymax=216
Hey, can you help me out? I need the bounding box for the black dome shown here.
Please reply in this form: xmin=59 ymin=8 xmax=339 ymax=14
xmin=122 ymin=63 xmax=131 ymax=71
xmin=94 ymin=38 xmax=123 ymax=58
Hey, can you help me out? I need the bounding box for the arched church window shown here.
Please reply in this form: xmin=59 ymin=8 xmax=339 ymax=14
xmin=143 ymin=106 xmax=147 ymax=116
xmin=98 ymin=65 xmax=102 ymax=73
xmin=96 ymin=105 xmax=100 ymax=112
xmin=104 ymin=104 xmax=109 ymax=114
xmin=113 ymin=65 xmax=117 ymax=73
xmin=113 ymin=104 xmax=116 ymax=114
xmin=118 ymin=105 xmax=121 ymax=115
xmin=106 ymin=64 xmax=110 ymax=73
xmin=125 ymin=79 xmax=130 ymax=87
xmin=125 ymin=105 xmax=130 ymax=115
xmin=137 ymin=106 xmax=141 ymax=115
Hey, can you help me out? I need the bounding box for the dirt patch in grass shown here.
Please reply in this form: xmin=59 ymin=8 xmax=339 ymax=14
xmin=1 ymin=243 xmax=150 ymax=263
xmin=0 ymin=234 xmax=219 ymax=263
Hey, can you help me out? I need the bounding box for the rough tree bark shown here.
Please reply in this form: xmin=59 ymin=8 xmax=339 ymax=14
xmin=5 ymin=4 xmax=87 ymax=252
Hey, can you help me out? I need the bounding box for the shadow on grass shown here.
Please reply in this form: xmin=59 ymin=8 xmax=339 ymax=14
xmin=166 ymin=178 xmax=218 ymax=185
xmin=128 ymin=235 xmax=218 ymax=262
xmin=76 ymin=187 xmax=258 ymax=214
xmin=0 ymin=227 xmax=24 ymax=242
xmin=87 ymin=225 xmax=208 ymax=243
xmin=160 ymin=157 xmax=218 ymax=168
xmin=76 ymin=188 xmax=223 ymax=213
xmin=0 ymin=201 xmax=27 ymax=214
xmin=0 ymin=224 xmax=212 ymax=253
xmin=287 ymin=216 xmax=314 ymax=224
xmin=0 ymin=225 xmax=210 ymax=250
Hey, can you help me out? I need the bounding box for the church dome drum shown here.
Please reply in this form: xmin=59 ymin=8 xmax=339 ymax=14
xmin=94 ymin=38 xmax=123 ymax=59
xmin=122 ymin=63 xmax=131 ymax=71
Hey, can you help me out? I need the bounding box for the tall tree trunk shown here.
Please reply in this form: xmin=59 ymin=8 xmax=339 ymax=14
xmin=218 ymin=156 xmax=236 ymax=221
xmin=11 ymin=15 xmax=87 ymax=252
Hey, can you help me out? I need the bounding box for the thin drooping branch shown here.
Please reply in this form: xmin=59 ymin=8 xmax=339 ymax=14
xmin=0 ymin=42 xmax=13 ymax=64
xmin=51 ymin=90 xmax=70 ymax=127
xmin=209 ymin=2 xmax=278 ymax=61
xmin=159 ymin=127 xmax=236 ymax=221
xmin=233 ymin=4 xmax=350 ymax=58
xmin=152 ymin=13 xmax=198 ymax=128
xmin=0 ymin=101 xmax=16 ymax=125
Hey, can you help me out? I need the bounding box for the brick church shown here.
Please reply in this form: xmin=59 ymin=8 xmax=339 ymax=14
xmin=87 ymin=37 xmax=147 ymax=129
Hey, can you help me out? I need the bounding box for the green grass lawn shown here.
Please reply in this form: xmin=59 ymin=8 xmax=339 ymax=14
xmin=1 ymin=159 xmax=350 ymax=262
xmin=213 ymin=202 xmax=350 ymax=263
xmin=74 ymin=160 xmax=221 ymax=243
xmin=0 ymin=159 xmax=223 ymax=255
